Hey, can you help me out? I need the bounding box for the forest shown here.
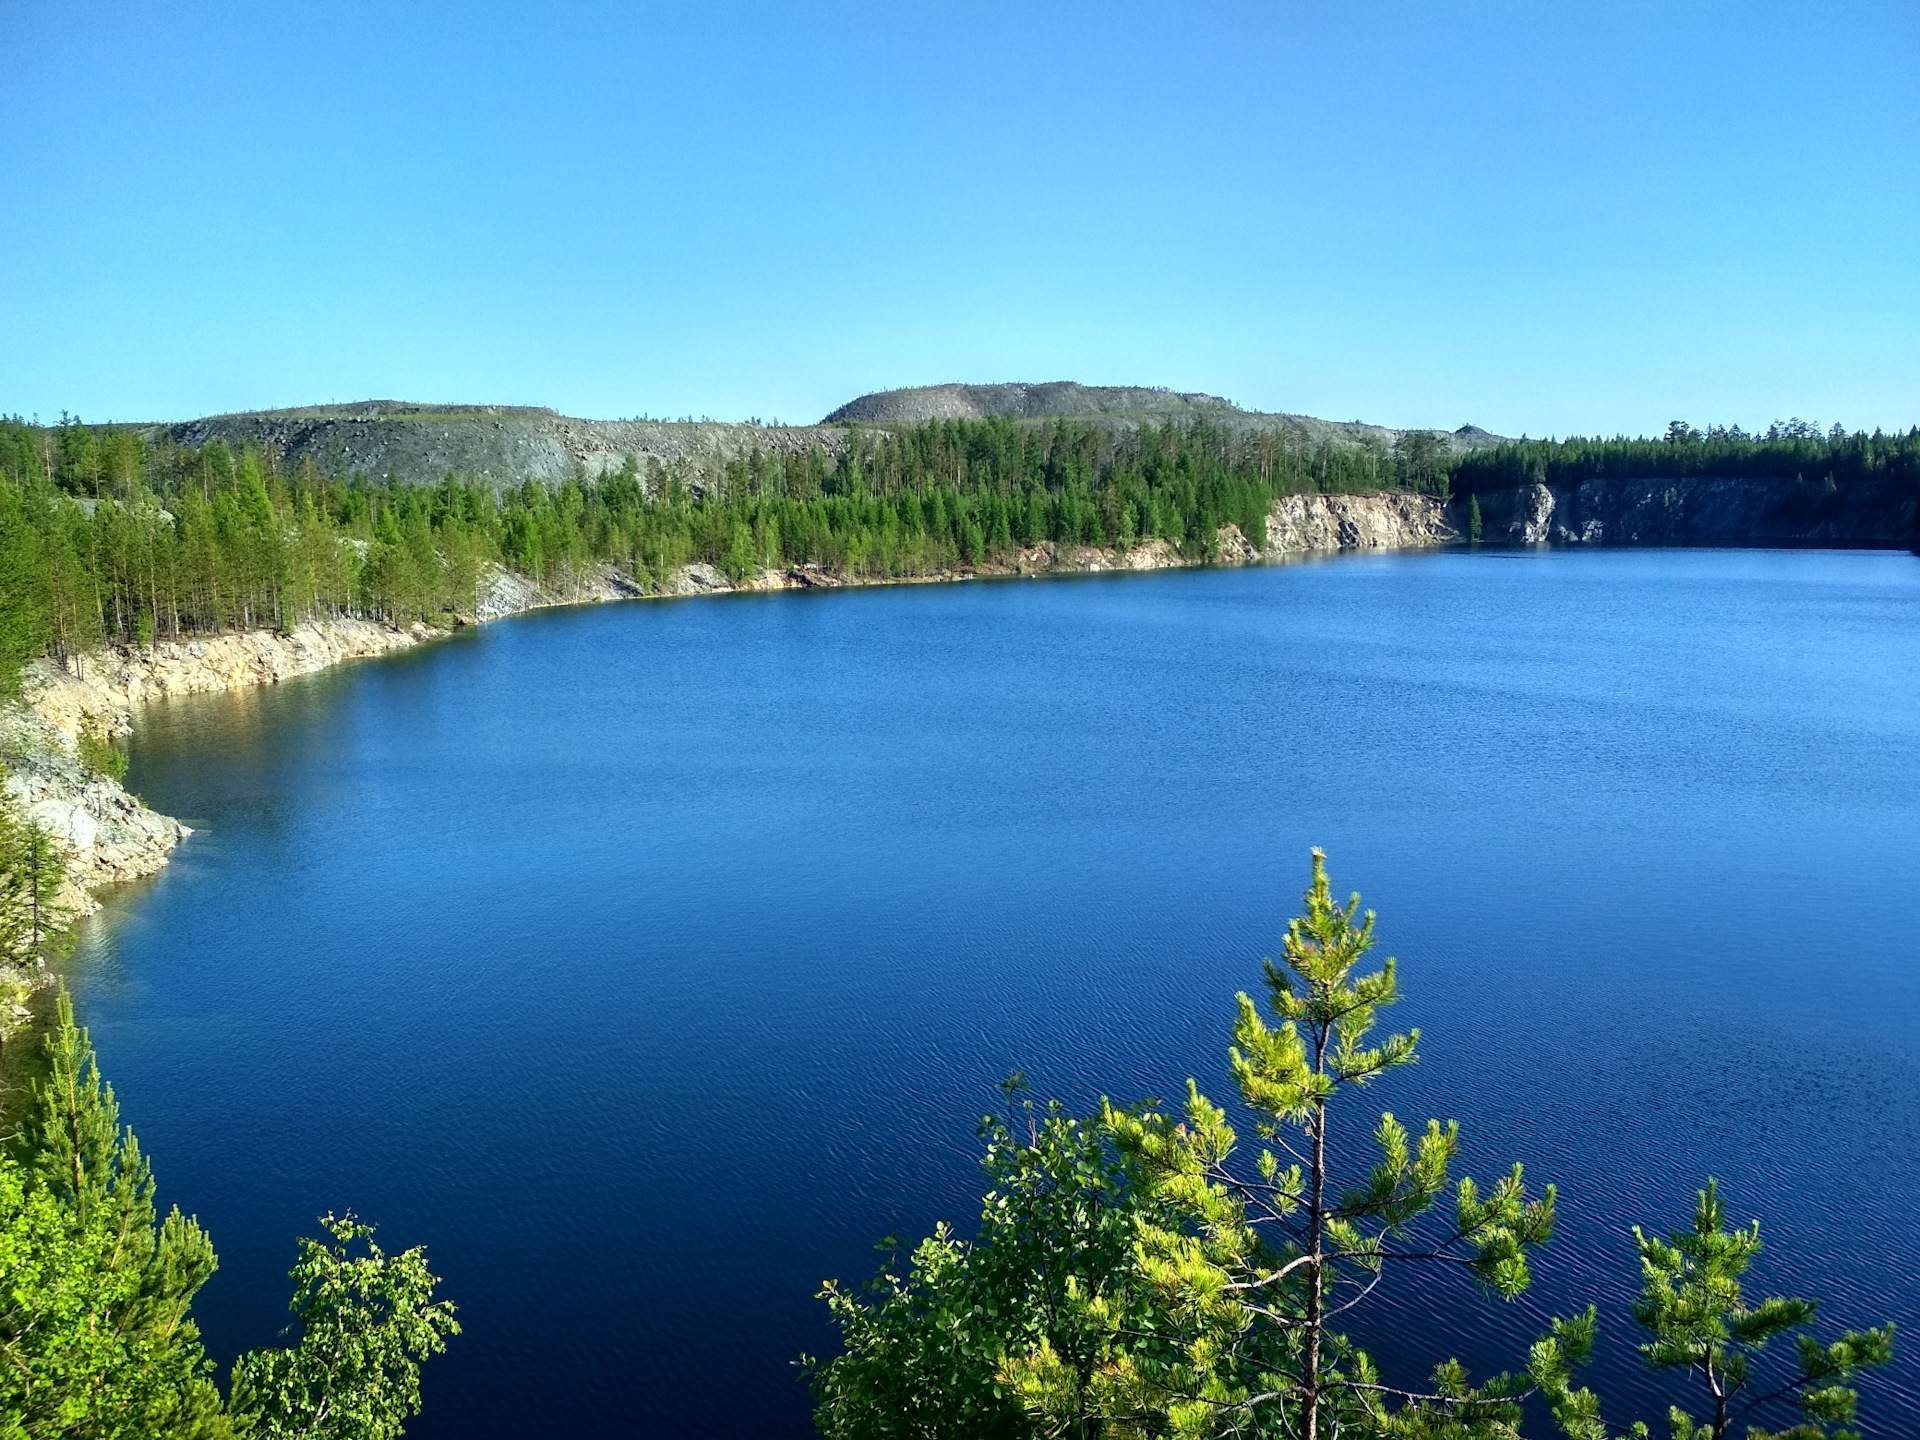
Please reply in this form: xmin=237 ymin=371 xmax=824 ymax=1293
xmin=2 ymin=413 xmax=1917 ymax=698
xmin=1447 ymin=419 xmax=1920 ymax=500
xmin=0 ymin=414 xmax=1428 ymax=693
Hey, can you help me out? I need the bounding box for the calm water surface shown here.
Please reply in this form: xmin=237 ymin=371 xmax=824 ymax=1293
xmin=72 ymin=550 xmax=1920 ymax=1436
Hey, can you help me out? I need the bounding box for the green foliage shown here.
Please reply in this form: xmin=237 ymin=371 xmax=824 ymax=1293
xmin=815 ymin=854 xmax=1600 ymax=1440
xmin=0 ymin=790 xmax=72 ymax=969
xmin=1468 ymin=493 xmax=1483 ymax=543
xmin=1008 ymin=850 xmax=1578 ymax=1439
xmin=0 ymin=412 xmax=1474 ymax=692
xmin=0 ymin=989 xmax=231 ymax=1439
xmin=722 ymin=521 xmax=761 ymax=583
xmin=0 ymin=480 xmax=50 ymax=698
xmin=77 ymin=722 xmax=130 ymax=782
xmin=807 ymin=1080 xmax=1157 ymax=1440
xmin=812 ymin=852 xmax=1899 ymax=1440
xmin=230 ymin=1213 xmax=460 ymax=1440
xmin=1625 ymin=1181 xmax=1893 ymax=1440
xmin=0 ymin=983 xmax=456 ymax=1438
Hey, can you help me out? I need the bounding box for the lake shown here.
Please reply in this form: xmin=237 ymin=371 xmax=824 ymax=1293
xmin=71 ymin=548 xmax=1920 ymax=1436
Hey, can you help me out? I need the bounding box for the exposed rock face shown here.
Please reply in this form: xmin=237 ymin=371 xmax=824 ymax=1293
xmin=24 ymin=620 xmax=430 ymax=744
xmin=1482 ymin=482 xmax=1558 ymax=545
xmin=823 ymin=382 xmax=1508 ymax=455
xmin=0 ymin=707 xmax=186 ymax=897
xmin=1266 ymin=492 xmax=1455 ymax=551
xmin=1466 ymin=474 xmax=1914 ymax=548
xmin=3 ymin=621 xmax=437 ymax=908
xmin=476 ymin=564 xmax=642 ymax=620
xmin=1038 ymin=538 xmax=1187 ymax=573
xmin=824 ymin=382 xmax=1248 ymax=425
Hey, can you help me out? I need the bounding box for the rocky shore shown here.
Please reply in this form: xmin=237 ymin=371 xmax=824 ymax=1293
xmin=1471 ymin=473 xmax=1910 ymax=548
xmin=0 ymin=489 xmax=1453 ymax=923
xmin=2 ymin=620 xmax=434 ymax=902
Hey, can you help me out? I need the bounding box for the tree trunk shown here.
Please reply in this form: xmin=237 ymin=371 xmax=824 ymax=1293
xmin=1303 ymin=1026 xmax=1329 ymax=1440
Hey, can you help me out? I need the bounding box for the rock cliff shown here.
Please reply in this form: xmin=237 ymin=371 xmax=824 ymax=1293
xmin=1265 ymin=492 xmax=1454 ymax=551
xmin=1468 ymin=474 xmax=1913 ymax=547
xmin=3 ymin=621 xmax=435 ymax=904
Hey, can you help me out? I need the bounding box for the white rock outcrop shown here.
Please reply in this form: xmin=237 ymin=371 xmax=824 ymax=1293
xmin=2 ymin=494 xmax=1461 ymax=912
xmin=3 ymin=620 xmax=434 ymax=909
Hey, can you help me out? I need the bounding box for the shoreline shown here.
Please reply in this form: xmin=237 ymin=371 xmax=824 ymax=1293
xmin=9 ymin=467 xmax=1904 ymax=933
xmin=0 ymin=489 xmax=1454 ymax=920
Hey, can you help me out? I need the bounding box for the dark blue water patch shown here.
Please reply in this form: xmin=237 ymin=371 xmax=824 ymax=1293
xmin=68 ymin=549 xmax=1920 ymax=1437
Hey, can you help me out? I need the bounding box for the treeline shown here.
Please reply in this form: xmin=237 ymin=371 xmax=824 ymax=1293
xmin=808 ymin=851 xmax=1897 ymax=1440
xmin=0 ymin=414 xmax=1451 ymax=693
xmin=6 ymin=413 xmax=1917 ymax=696
xmin=1448 ymin=418 xmax=1920 ymax=504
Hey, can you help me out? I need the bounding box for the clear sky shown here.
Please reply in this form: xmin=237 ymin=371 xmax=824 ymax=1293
xmin=3 ymin=0 xmax=1915 ymax=436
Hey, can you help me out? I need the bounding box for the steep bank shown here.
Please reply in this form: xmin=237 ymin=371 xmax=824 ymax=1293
xmin=1470 ymin=473 xmax=1914 ymax=547
xmin=0 ymin=490 xmax=1452 ymax=919
xmin=3 ymin=620 xmax=434 ymax=903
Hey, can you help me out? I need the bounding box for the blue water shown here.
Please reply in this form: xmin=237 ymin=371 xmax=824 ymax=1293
xmin=71 ymin=549 xmax=1920 ymax=1437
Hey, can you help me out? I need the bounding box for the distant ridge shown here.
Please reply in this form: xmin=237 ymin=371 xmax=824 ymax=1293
xmin=195 ymin=400 xmax=564 ymax=422
xmin=124 ymin=382 xmax=1505 ymax=490
xmin=823 ymin=382 xmax=1248 ymax=426
xmin=825 ymin=381 xmax=1506 ymax=455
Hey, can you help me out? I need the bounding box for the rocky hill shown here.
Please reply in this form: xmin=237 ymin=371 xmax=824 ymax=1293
xmin=822 ymin=381 xmax=1248 ymax=425
xmin=824 ymin=381 xmax=1507 ymax=453
xmin=140 ymin=385 xmax=1505 ymax=490
xmin=150 ymin=402 xmax=846 ymax=488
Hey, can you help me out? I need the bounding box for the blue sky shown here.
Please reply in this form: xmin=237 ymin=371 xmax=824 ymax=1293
xmin=3 ymin=0 xmax=1915 ymax=435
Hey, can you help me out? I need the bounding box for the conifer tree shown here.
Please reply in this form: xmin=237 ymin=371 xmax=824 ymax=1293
xmin=1623 ymin=1181 xmax=1893 ymax=1440
xmin=0 ymin=988 xmax=231 ymax=1438
xmin=0 ymin=792 xmax=72 ymax=970
xmin=1 ymin=985 xmax=460 ymax=1437
xmin=0 ymin=479 xmax=51 ymax=696
xmin=1009 ymin=850 xmax=1597 ymax=1439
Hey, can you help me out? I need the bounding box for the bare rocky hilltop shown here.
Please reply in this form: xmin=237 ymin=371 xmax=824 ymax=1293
xmin=142 ymin=385 xmax=1504 ymax=489
xmin=824 ymin=381 xmax=1505 ymax=455
xmin=152 ymin=402 xmax=846 ymax=489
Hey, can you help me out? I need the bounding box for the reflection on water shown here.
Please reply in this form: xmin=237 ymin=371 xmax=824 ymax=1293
xmin=70 ymin=551 xmax=1920 ymax=1437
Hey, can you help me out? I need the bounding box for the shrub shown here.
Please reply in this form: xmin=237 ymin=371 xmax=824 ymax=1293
xmin=76 ymin=724 xmax=129 ymax=782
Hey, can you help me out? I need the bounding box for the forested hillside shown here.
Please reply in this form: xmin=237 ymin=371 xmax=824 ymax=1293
xmin=2 ymin=411 xmax=1915 ymax=701
xmin=0 ymin=415 xmax=1452 ymax=694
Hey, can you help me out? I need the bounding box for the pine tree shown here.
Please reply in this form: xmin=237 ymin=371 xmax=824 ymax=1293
xmin=1010 ymin=850 xmax=1596 ymax=1439
xmin=1627 ymin=1181 xmax=1893 ymax=1440
xmin=0 ymin=480 xmax=52 ymax=695
xmin=0 ymin=794 xmax=72 ymax=970
xmin=0 ymin=989 xmax=231 ymax=1438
